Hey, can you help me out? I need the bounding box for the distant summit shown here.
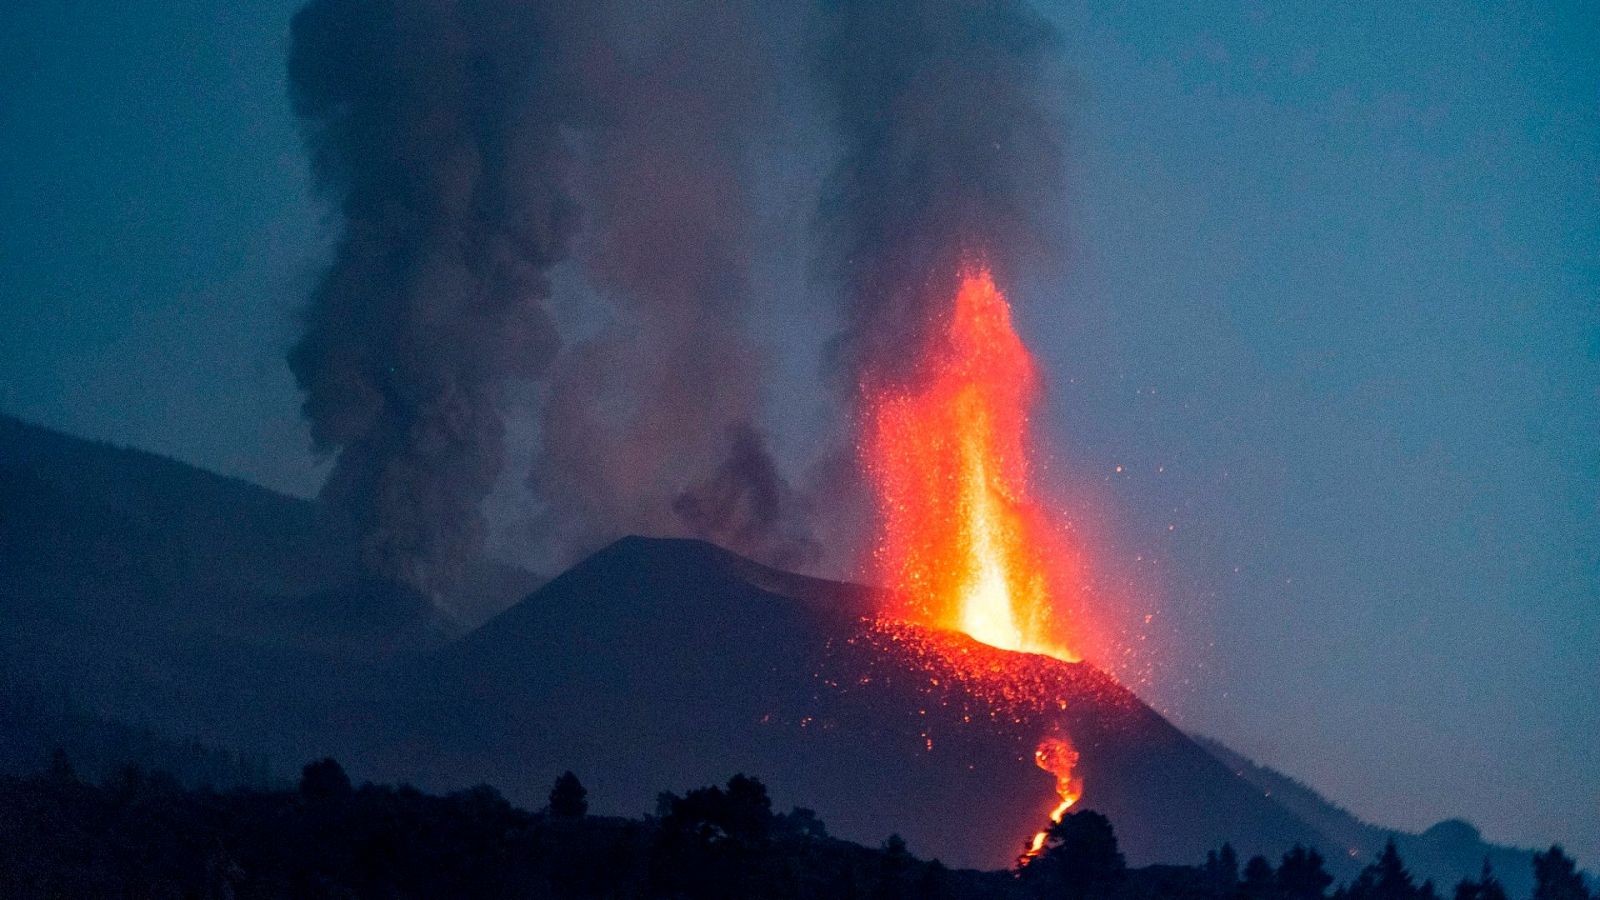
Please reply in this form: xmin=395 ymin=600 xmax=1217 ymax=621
xmin=0 ymin=413 xmax=535 ymax=764
xmin=1194 ymin=736 xmax=1541 ymax=897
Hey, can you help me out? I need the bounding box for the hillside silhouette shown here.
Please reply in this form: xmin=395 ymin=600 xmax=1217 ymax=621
xmin=403 ymin=535 xmax=1325 ymax=869
xmin=0 ymin=413 xmax=537 ymax=647
xmin=0 ymin=415 xmax=1562 ymax=884
xmin=0 ymin=754 xmax=1589 ymax=900
xmin=1195 ymin=738 xmax=1545 ymax=899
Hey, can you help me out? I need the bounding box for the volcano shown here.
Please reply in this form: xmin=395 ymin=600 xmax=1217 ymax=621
xmin=399 ymin=535 xmax=1324 ymax=870
xmin=0 ymin=417 xmax=1542 ymax=882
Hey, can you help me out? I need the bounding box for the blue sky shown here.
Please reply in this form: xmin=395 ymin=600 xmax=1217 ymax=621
xmin=2 ymin=0 xmax=1595 ymax=862
xmin=1030 ymin=0 xmax=1598 ymax=860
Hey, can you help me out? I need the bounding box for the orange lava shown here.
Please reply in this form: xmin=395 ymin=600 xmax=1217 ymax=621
xmin=860 ymin=262 xmax=1094 ymax=866
xmin=1018 ymin=735 xmax=1082 ymax=866
xmin=863 ymin=263 xmax=1079 ymax=662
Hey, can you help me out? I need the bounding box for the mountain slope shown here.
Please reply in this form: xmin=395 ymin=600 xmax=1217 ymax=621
xmin=0 ymin=420 xmax=1541 ymax=884
xmin=0 ymin=414 xmax=537 ymax=646
xmin=1194 ymin=735 xmax=1542 ymax=898
xmin=392 ymin=536 xmax=1329 ymax=870
xmin=0 ymin=671 xmax=277 ymax=791
xmin=0 ymin=414 xmax=538 ymax=761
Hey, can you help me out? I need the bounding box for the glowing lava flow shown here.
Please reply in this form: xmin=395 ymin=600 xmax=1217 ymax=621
xmin=1018 ymin=735 xmax=1083 ymax=866
xmin=864 ymin=263 xmax=1079 ymax=662
xmin=863 ymin=262 xmax=1091 ymax=867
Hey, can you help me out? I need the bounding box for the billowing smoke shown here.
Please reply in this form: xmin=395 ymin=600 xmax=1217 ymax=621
xmin=814 ymin=0 xmax=1065 ymax=390
xmin=285 ymin=0 xmax=1062 ymax=599
xmin=532 ymin=0 xmax=819 ymax=571
xmin=673 ymin=424 xmax=822 ymax=571
xmin=287 ymin=0 xmax=589 ymax=600
xmin=287 ymin=0 xmax=818 ymax=598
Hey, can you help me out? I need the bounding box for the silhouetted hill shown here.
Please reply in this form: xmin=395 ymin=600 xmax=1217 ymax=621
xmin=0 ymin=420 xmax=1571 ymax=889
xmin=0 ymin=414 xmax=536 ymax=767
xmin=0 ymin=414 xmax=537 ymax=646
xmin=1193 ymin=735 xmax=1542 ymax=898
xmin=0 ymin=672 xmax=277 ymax=791
xmin=389 ymin=536 xmax=1329 ymax=870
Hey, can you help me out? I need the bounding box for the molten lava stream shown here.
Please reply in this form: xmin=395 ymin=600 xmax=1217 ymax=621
xmin=1019 ymin=735 xmax=1082 ymax=866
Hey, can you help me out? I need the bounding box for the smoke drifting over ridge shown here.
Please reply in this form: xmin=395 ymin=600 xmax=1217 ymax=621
xmin=286 ymin=0 xmax=1065 ymax=600
xmin=534 ymin=1 xmax=819 ymax=571
xmin=287 ymin=0 xmax=586 ymax=599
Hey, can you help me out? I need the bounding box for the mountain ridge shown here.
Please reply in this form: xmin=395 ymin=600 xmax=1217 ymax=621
xmin=0 ymin=414 xmax=1553 ymax=884
xmin=1193 ymin=735 xmax=1545 ymax=898
xmin=398 ymin=534 xmax=1331 ymax=868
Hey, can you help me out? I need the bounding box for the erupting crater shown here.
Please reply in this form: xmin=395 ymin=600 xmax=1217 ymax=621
xmin=860 ymin=262 xmax=1094 ymax=864
xmin=863 ymin=264 xmax=1081 ymax=663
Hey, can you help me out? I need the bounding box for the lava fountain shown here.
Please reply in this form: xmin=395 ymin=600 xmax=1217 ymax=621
xmin=863 ymin=263 xmax=1080 ymax=662
xmin=861 ymin=262 xmax=1088 ymax=864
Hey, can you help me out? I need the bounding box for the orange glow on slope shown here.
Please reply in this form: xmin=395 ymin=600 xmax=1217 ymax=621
xmin=1018 ymin=735 xmax=1082 ymax=866
xmin=863 ymin=264 xmax=1080 ymax=662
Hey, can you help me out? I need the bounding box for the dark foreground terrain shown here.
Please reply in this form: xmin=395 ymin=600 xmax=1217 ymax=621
xmin=1 ymin=755 xmax=1591 ymax=900
xmin=0 ymin=414 xmax=1583 ymax=893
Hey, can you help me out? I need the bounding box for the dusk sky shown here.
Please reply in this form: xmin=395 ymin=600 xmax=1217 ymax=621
xmin=2 ymin=0 xmax=1596 ymax=863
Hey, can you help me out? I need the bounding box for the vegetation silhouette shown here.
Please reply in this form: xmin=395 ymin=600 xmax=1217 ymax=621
xmin=300 ymin=757 xmax=353 ymax=800
xmin=1022 ymin=810 xmax=1127 ymax=900
xmin=1338 ymin=840 xmax=1438 ymax=900
xmin=1280 ymin=845 xmax=1337 ymax=900
xmin=1535 ymin=847 xmax=1591 ymax=900
xmin=0 ymin=753 xmax=1590 ymax=900
xmin=1457 ymin=861 xmax=1510 ymax=900
xmin=549 ymin=771 xmax=588 ymax=819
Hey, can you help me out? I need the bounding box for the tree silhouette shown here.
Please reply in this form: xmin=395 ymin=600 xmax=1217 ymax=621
xmin=651 ymin=775 xmax=779 ymax=899
xmin=721 ymin=773 xmax=773 ymax=847
xmin=47 ymin=747 xmax=74 ymax=783
xmin=916 ymin=857 xmax=953 ymax=900
xmin=876 ymin=833 xmax=913 ymax=900
xmin=780 ymin=806 xmax=828 ymax=840
xmin=1454 ymin=860 xmax=1509 ymax=900
xmin=1020 ymin=809 xmax=1127 ymax=900
xmin=298 ymin=757 xmax=351 ymax=800
xmin=1242 ymin=854 xmax=1277 ymax=900
xmin=1533 ymin=846 xmax=1591 ymax=900
xmin=548 ymin=770 xmax=587 ymax=818
xmin=1277 ymin=844 xmax=1334 ymax=900
xmin=1346 ymin=840 xmax=1436 ymax=900
xmin=1206 ymin=843 xmax=1241 ymax=890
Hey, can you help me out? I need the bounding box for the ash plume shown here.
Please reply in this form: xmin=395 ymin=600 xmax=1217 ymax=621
xmin=530 ymin=0 xmax=820 ymax=571
xmin=283 ymin=0 xmax=1060 ymax=595
xmin=286 ymin=0 xmax=589 ymax=599
xmin=673 ymin=424 xmax=822 ymax=571
xmin=814 ymin=0 xmax=1066 ymax=390
xmin=287 ymin=0 xmax=820 ymax=595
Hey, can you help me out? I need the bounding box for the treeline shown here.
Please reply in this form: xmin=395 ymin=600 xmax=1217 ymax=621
xmin=0 ymin=672 xmax=277 ymax=791
xmin=0 ymin=754 xmax=1590 ymax=900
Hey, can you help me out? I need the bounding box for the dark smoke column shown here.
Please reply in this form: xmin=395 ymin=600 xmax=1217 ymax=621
xmin=286 ymin=0 xmax=581 ymax=600
xmin=815 ymin=0 xmax=1065 ymax=389
xmin=531 ymin=0 xmax=819 ymax=572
